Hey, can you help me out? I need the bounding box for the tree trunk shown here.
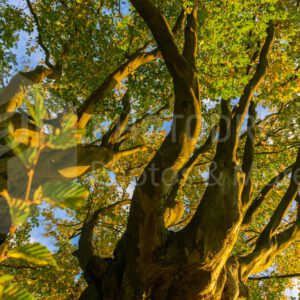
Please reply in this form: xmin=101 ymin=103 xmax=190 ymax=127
xmin=80 ymin=245 xmax=250 ymax=300
xmin=78 ymin=164 xmax=252 ymax=300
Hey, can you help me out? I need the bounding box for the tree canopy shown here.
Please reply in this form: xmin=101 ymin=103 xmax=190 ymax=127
xmin=0 ymin=0 xmax=299 ymax=299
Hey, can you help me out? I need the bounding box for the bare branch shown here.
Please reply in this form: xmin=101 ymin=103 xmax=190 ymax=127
xmin=242 ymin=102 xmax=257 ymax=176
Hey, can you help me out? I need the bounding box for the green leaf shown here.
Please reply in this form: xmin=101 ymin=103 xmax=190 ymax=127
xmin=0 ymin=275 xmax=13 ymax=285
xmin=1 ymin=192 xmax=30 ymax=225
xmin=47 ymin=115 xmax=83 ymax=150
xmin=26 ymin=91 xmax=45 ymax=128
xmin=37 ymin=180 xmax=89 ymax=210
xmin=17 ymin=147 xmax=38 ymax=169
xmin=32 ymin=185 xmax=42 ymax=203
xmin=0 ymin=276 xmax=35 ymax=300
xmin=8 ymin=199 xmax=30 ymax=225
xmin=7 ymin=243 xmax=57 ymax=268
xmin=2 ymin=284 xmax=35 ymax=300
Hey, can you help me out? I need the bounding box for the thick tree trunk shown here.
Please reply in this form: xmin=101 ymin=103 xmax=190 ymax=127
xmin=78 ymin=164 xmax=252 ymax=300
xmin=80 ymin=249 xmax=250 ymax=300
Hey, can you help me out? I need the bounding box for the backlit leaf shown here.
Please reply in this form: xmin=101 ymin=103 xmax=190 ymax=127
xmin=38 ymin=180 xmax=89 ymax=210
xmin=7 ymin=243 xmax=57 ymax=268
xmin=1 ymin=191 xmax=30 ymax=225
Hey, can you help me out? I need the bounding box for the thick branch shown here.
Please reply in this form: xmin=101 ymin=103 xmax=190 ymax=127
xmin=5 ymin=143 xmax=148 ymax=198
xmin=77 ymin=9 xmax=185 ymax=129
xmin=129 ymin=0 xmax=188 ymax=78
xmin=240 ymin=198 xmax=300 ymax=279
xmin=0 ymin=66 xmax=60 ymax=115
xmin=214 ymin=99 xmax=232 ymax=163
xmin=110 ymin=145 xmax=148 ymax=165
xmin=227 ymin=21 xmax=275 ymax=162
xmin=101 ymin=92 xmax=131 ymax=148
xmin=119 ymin=1 xmax=201 ymax=271
xmin=74 ymin=199 xmax=130 ymax=270
xmin=233 ymin=21 xmax=275 ymax=128
xmin=182 ymin=4 xmax=198 ymax=69
xmin=243 ymin=163 xmax=295 ymax=226
xmin=164 ymin=127 xmax=217 ymax=228
xmin=77 ymin=48 xmax=159 ymax=129
xmin=241 ymin=101 xmax=257 ymax=207
xmin=242 ymin=102 xmax=257 ymax=176
xmin=255 ymin=148 xmax=300 ymax=246
xmin=172 ymin=9 xmax=186 ymax=35
xmin=166 ymin=127 xmax=217 ymax=208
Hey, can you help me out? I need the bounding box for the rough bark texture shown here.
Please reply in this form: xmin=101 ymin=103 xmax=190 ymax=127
xmin=1 ymin=1 xmax=299 ymax=300
xmin=74 ymin=3 xmax=295 ymax=299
